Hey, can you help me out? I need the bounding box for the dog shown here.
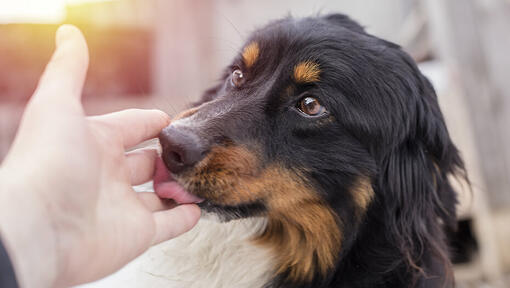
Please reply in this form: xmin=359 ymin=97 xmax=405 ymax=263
xmin=154 ymin=13 xmax=466 ymax=288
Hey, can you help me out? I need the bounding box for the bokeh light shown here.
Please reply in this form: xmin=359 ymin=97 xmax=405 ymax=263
xmin=0 ymin=0 xmax=114 ymax=23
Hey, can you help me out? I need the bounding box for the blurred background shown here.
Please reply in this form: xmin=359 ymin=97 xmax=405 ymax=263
xmin=0 ymin=0 xmax=509 ymax=287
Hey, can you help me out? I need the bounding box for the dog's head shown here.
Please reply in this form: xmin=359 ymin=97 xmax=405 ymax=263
xmin=159 ymin=14 xmax=465 ymax=287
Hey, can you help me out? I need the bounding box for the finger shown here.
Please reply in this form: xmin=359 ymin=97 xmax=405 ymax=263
xmin=34 ymin=25 xmax=89 ymax=103
xmin=89 ymin=109 xmax=170 ymax=148
xmin=151 ymin=204 xmax=201 ymax=245
xmin=126 ymin=148 xmax=158 ymax=185
xmin=137 ymin=192 xmax=177 ymax=212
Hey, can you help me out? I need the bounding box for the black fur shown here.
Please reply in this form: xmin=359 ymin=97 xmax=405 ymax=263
xmin=164 ymin=14 xmax=466 ymax=288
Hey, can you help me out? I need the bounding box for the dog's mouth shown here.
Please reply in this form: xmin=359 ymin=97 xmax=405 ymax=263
xmin=155 ymin=146 xmax=269 ymax=220
xmin=153 ymin=157 xmax=204 ymax=204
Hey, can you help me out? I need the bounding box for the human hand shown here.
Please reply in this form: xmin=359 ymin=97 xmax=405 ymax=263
xmin=0 ymin=25 xmax=200 ymax=287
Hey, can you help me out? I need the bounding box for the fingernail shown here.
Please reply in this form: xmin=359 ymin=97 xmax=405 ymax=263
xmin=56 ymin=24 xmax=77 ymax=47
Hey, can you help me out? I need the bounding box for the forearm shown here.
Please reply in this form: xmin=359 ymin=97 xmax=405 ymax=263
xmin=0 ymin=169 xmax=58 ymax=288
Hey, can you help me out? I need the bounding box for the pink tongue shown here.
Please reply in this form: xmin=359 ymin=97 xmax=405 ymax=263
xmin=153 ymin=158 xmax=204 ymax=204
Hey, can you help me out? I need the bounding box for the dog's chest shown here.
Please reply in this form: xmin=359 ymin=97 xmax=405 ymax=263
xmin=135 ymin=217 xmax=274 ymax=288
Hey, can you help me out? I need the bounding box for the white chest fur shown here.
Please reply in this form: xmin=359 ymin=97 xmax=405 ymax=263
xmin=141 ymin=216 xmax=274 ymax=288
xmin=80 ymin=216 xmax=275 ymax=288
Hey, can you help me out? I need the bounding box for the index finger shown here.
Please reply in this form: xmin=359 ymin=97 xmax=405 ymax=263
xmin=89 ymin=109 xmax=171 ymax=149
xmin=33 ymin=25 xmax=89 ymax=103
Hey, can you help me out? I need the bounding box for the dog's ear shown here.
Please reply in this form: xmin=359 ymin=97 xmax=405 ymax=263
xmin=378 ymin=74 xmax=466 ymax=286
xmin=323 ymin=13 xmax=366 ymax=34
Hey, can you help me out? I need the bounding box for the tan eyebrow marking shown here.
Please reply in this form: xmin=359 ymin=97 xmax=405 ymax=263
xmin=294 ymin=61 xmax=321 ymax=83
xmin=242 ymin=42 xmax=260 ymax=68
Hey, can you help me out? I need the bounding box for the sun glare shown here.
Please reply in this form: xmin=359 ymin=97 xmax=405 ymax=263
xmin=0 ymin=0 xmax=113 ymax=23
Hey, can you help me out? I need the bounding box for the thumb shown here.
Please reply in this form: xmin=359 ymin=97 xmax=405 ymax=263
xmin=151 ymin=204 xmax=201 ymax=245
xmin=33 ymin=25 xmax=89 ymax=103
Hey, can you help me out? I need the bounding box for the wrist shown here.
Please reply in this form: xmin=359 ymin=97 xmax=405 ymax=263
xmin=0 ymin=168 xmax=59 ymax=288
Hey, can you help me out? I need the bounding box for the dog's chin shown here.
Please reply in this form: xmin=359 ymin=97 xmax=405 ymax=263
xmin=171 ymin=172 xmax=267 ymax=222
xmin=197 ymin=200 xmax=267 ymax=222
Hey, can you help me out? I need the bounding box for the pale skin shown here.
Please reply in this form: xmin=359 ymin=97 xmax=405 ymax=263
xmin=0 ymin=25 xmax=201 ymax=287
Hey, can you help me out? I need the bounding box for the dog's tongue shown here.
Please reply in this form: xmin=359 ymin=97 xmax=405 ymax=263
xmin=153 ymin=158 xmax=204 ymax=204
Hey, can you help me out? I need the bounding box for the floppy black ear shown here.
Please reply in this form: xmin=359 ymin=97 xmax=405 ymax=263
xmin=323 ymin=13 xmax=366 ymax=34
xmin=378 ymin=74 xmax=466 ymax=286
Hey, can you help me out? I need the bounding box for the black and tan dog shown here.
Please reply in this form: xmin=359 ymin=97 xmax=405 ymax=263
xmin=155 ymin=13 xmax=466 ymax=288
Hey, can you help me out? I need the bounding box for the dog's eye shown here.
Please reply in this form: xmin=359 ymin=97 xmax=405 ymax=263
xmin=298 ymin=97 xmax=325 ymax=116
xmin=231 ymin=69 xmax=245 ymax=87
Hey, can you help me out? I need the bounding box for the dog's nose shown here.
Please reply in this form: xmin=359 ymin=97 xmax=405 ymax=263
xmin=159 ymin=126 xmax=206 ymax=174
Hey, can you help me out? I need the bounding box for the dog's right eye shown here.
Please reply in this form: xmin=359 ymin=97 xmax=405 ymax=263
xmin=298 ymin=96 xmax=326 ymax=117
xmin=231 ymin=69 xmax=245 ymax=87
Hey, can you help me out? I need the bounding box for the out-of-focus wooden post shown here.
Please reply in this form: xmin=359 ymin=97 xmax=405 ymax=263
xmin=425 ymin=0 xmax=510 ymax=283
xmin=152 ymin=0 xmax=216 ymax=116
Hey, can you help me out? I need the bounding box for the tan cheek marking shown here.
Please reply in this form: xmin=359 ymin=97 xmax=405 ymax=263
xmin=351 ymin=177 xmax=375 ymax=218
xmin=172 ymin=107 xmax=199 ymax=121
xmin=253 ymin=168 xmax=341 ymax=283
xmin=294 ymin=61 xmax=321 ymax=83
xmin=182 ymin=147 xmax=342 ymax=282
xmin=242 ymin=42 xmax=260 ymax=68
xmin=182 ymin=145 xmax=265 ymax=205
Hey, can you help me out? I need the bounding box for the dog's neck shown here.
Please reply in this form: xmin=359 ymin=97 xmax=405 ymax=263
xmin=328 ymin=213 xmax=451 ymax=288
xmin=131 ymin=214 xmax=448 ymax=288
xmin=139 ymin=215 xmax=275 ymax=288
